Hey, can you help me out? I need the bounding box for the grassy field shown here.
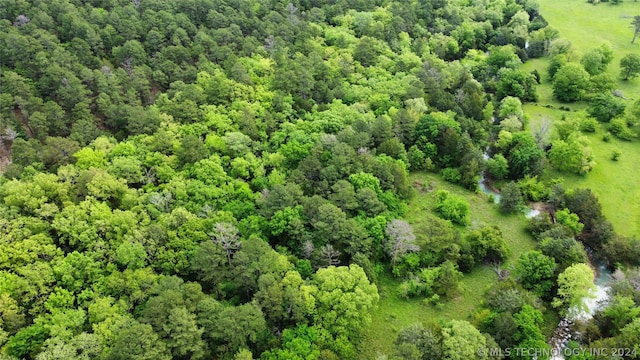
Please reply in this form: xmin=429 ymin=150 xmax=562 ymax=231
xmin=357 ymin=173 xmax=537 ymax=359
xmin=537 ymin=0 xmax=640 ymax=97
xmin=525 ymin=103 xmax=640 ymax=237
xmin=521 ymin=0 xmax=640 ymax=237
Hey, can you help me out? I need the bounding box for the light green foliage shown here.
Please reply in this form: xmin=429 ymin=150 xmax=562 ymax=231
xmin=313 ymin=265 xmax=379 ymax=340
xmin=517 ymin=175 xmax=548 ymax=202
xmin=3 ymin=0 xmax=626 ymax=358
xmin=553 ymin=63 xmax=591 ymax=102
xmin=499 ymin=96 xmax=525 ymax=122
xmin=260 ymin=325 xmax=321 ymax=360
xmin=73 ymin=148 xmax=107 ymax=170
xmin=555 ymin=208 xmax=584 ymax=236
xmin=548 ymin=133 xmax=595 ymax=175
xmin=512 ymin=305 xmax=550 ymax=359
xmin=434 ymin=190 xmax=470 ymax=225
xmin=603 ymin=296 xmax=640 ymax=333
xmin=580 ymin=44 xmax=613 ymax=75
xmin=116 ymin=242 xmax=147 ymax=270
xmin=610 ymin=148 xmax=622 ymax=161
xmin=349 ymin=172 xmax=382 ymax=194
xmin=552 ymin=263 xmax=596 ymax=315
xmin=441 ymin=320 xmax=487 ymax=360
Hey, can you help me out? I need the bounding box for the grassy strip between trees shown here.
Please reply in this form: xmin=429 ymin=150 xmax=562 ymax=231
xmin=358 ymin=173 xmax=538 ymax=359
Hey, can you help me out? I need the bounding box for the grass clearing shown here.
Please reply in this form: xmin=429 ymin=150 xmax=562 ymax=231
xmin=357 ymin=173 xmax=536 ymax=359
xmin=525 ymin=103 xmax=640 ymax=237
xmin=537 ymin=0 xmax=640 ymax=98
xmin=521 ymin=0 xmax=640 ymax=237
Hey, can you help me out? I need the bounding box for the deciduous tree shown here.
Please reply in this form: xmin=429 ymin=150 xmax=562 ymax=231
xmin=552 ymin=263 xmax=596 ymax=316
xmin=385 ymin=220 xmax=419 ymax=265
xmin=620 ymin=53 xmax=640 ymax=80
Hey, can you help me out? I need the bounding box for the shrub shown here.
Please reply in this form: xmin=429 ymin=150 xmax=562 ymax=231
xmin=441 ymin=167 xmax=462 ymax=184
xmin=434 ymin=190 xmax=470 ymax=225
xmin=579 ymin=117 xmax=598 ymax=133
xmin=609 ymin=118 xmax=636 ymax=141
xmin=518 ymin=175 xmax=548 ymax=202
xmin=611 ymin=149 xmax=622 ymax=161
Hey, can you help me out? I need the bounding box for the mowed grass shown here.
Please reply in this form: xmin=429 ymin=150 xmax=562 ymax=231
xmin=520 ymin=0 xmax=640 ymax=237
xmin=357 ymin=173 xmax=536 ymax=359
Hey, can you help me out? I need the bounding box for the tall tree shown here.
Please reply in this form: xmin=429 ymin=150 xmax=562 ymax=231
xmin=552 ymin=263 xmax=596 ymax=316
xmin=515 ymin=251 xmax=556 ymax=297
xmin=441 ymin=320 xmax=487 ymax=360
xmin=313 ymin=265 xmax=379 ymax=341
xmin=210 ymin=223 xmax=241 ymax=266
xmin=384 ymin=219 xmax=419 ymax=265
xmin=552 ymin=63 xmax=591 ymax=102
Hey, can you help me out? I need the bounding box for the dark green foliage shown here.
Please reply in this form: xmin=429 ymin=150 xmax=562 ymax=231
xmin=109 ymin=320 xmax=171 ymax=360
xmin=539 ymin=237 xmax=588 ymax=274
xmin=177 ymin=135 xmax=209 ymax=166
xmin=526 ymin=213 xmax=554 ymax=237
xmin=486 ymin=154 xmax=509 ymax=180
xmin=394 ymin=323 xmax=443 ymax=360
xmin=620 ymin=53 xmax=640 ymax=80
xmin=498 ymin=131 xmax=545 ymax=180
xmin=564 ymin=188 xmax=614 ymax=249
xmin=548 ymin=54 xmax=568 ymax=79
xmin=4 ymin=324 xmax=49 ymax=359
xmin=587 ymin=93 xmax=627 ymax=122
xmin=499 ymin=182 xmax=524 ymax=213
xmin=603 ymin=235 xmax=640 ymax=266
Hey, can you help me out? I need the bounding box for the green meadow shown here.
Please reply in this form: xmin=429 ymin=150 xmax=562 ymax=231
xmin=357 ymin=173 xmax=537 ymax=359
xmin=538 ymin=0 xmax=640 ymax=97
xmin=523 ymin=0 xmax=640 ymax=237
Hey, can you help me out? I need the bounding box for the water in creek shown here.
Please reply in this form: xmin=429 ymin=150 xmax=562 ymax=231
xmin=477 ymin=165 xmax=538 ymax=217
xmin=478 ymin=163 xmax=612 ymax=359
xmin=549 ymin=256 xmax=612 ymax=360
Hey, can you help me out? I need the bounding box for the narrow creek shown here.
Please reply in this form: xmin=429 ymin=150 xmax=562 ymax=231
xmin=478 ymin=168 xmax=612 ymax=359
xmin=549 ymin=253 xmax=612 ymax=360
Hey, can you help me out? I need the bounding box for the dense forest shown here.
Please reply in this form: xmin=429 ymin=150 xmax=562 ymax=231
xmin=1 ymin=0 xmax=640 ymax=359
